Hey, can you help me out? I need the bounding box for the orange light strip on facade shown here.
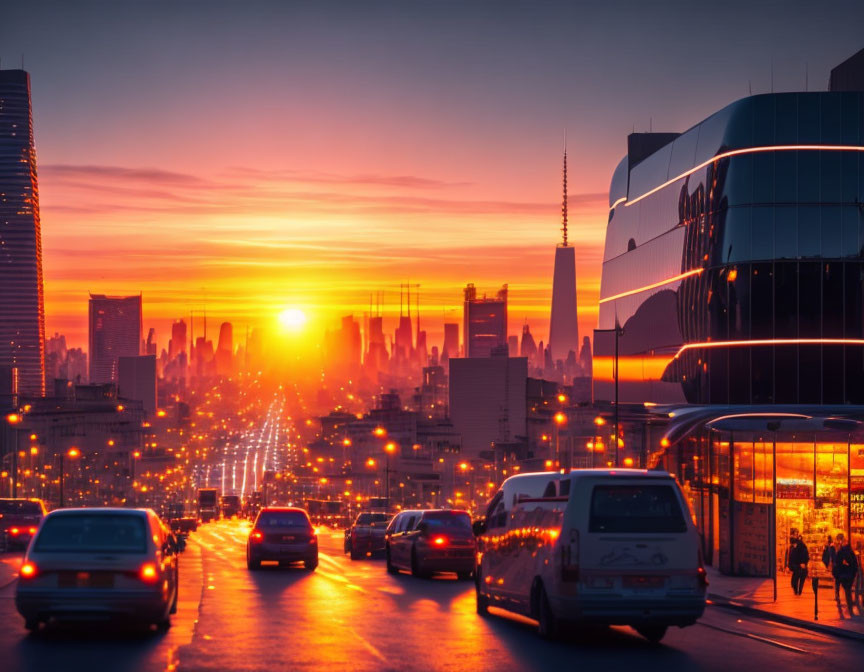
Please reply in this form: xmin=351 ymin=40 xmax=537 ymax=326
xmin=611 ymin=144 xmax=864 ymax=211
xmin=674 ymin=338 xmax=864 ymax=359
xmin=599 ymin=268 xmax=703 ymax=304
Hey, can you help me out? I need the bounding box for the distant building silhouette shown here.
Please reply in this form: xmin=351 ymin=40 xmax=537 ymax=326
xmin=215 ymin=322 xmax=234 ymax=376
xmin=88 ymin=294 xmax=142 ymax=384
xmin=0 ymin=69 xmax=46 ymax=397
xmin=463 ymin=284 xmax=507 ymax=358
xmin=442 ymin=323 xmax=459 ymax=362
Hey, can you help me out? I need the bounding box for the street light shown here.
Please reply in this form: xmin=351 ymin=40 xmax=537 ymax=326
xmin=554 ymin=412 xmax=567 ymax=470
xmin=59 ymin=447 xmax=80 ymax=508
xmin=384 ymin=442 xmax=397 ymax=502
xmin=6 ymin=412 xmax=22 ymax=497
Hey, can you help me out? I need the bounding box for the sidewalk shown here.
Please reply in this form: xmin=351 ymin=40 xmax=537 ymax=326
xmin=706 ymin=567 xmax=864 ymax=641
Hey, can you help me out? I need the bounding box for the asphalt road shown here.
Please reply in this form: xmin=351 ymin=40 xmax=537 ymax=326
xmin=1 ymin=519 xmax=863 ymax=672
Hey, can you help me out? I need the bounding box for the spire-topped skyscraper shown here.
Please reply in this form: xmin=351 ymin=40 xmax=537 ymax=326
xmin=0 ymin=69 xmax=46 ymax=397
xmin=548 ymin=144 xmax=580 ymax=364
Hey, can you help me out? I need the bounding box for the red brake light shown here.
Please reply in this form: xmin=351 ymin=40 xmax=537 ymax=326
xmin=140 ymin=563 xmax=159 ymax=583
xmin=433 ymin=536 xmax=447 ymax=546
xmin=251 ymin=529 xmax=264 ymax=542
xmin=697 ymin=566 xmax=709 ymax=587
xmin=20 ymin=562 xmax=37 ymax=579
xmin=9 ymin=527 xmax=20 ymax=536
xmin=28 ymin=527 xmax=37 ymax=535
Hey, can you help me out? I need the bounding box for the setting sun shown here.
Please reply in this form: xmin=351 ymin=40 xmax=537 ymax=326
xmin=278 ymin=307 xmax=307 ymax=330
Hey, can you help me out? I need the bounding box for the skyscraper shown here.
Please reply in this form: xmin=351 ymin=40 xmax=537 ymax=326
xmin=88 ymin=294 xmax=143 ymax=384
xmin=0 ymin=70 xmax=46 ymax=397
xmin=215 ymin=322 xmax=234 ymax=376
xmin=463 ymin=284 xmax=507 ymax=358
xmin=548 ymin=148 xmax=580 ymax=364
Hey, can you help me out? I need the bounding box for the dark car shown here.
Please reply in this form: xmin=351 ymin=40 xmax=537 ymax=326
xmin=385 ymin=509 xmax=475 ymax=580
xmin=0 ymin=499 xmax=47 ymax=551
xmin=247 ymin=507 xmax=318 ymax=571
xmin=344 ymin=512 xmax=392 ymax=560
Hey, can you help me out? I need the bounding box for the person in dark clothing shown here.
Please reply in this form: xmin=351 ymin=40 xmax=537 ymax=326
xmin=822 ymin=536 xmax=839 ymax=600
xmin=831 ymin=533 xmax=859 ymax=615
xmin=788 ymin=535 xmax=809 ymax=596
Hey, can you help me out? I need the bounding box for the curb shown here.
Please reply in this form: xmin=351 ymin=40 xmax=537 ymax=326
xmin=708 ymin=594 xmax=864 ymax=642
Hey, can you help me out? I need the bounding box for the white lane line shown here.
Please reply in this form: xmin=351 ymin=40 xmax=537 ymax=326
xmin=347 ymin=627 xmax=388 ymax=664
xmin=696 ymin=621 xmax=810 ymax=654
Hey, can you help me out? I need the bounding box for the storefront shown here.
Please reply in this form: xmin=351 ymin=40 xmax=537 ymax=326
xmin=654 ymin=413 xmax=864 ymax=577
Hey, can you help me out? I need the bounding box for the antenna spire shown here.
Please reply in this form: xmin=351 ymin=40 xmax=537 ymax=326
xmin=561 ymin=133 xmax=569 ymax=247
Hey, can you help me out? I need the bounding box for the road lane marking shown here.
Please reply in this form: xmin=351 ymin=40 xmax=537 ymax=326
xmin=347 ymin=627 xmax=388 ymax=664
xmin=696 ymin=621 xmax=810 ymax=654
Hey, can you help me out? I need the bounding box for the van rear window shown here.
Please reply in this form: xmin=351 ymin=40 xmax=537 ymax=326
xmin=589 ymin=485 xmax=687 ymax=533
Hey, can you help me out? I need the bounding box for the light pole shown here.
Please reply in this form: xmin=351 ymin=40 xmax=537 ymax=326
xmin=130 ymin=450 xmax=141 ymax=505
xmin=595 ymin=325 xmax=623 ymax=466
xmin=384 ymin=442 xmax=397 ymax=503
xmin=554 ymin=412 xmax=567 ymax=470
xmin=5 ymin=413 xmax=23 ymax=498
xmin=59 ymin=447 xmax=80 ymax=508
xmin=593 ymin=416 xmax=606 ymax=468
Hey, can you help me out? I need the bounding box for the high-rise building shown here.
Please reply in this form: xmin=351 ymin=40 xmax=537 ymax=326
xmin=548 ymin=148 xmax=580 ymax=364
xmin=0 ymin=70 xmax=46 ymax=397
xmin=168 ymin=319 xmax=187 ymax=361
xmin=88 ymin=294 xmax=142 ymax=384
xmin=215 ymin=322 xmax=234 ymax=376
xmin=463 ymin=284 xmax=507 ymax=358
xmin=442 ymin=323 xmax=459 ymax=361
xmin=118 ymin=354 xmax=157 ymax=415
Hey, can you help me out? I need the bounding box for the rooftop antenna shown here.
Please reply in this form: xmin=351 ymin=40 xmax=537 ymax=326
xmin=561 ymin=131 xmax=569 ymax=247
xmin=649 ymin=117 xmax=653 ymax=132
xmin=748 ymin=80 xmax=752 ymax=96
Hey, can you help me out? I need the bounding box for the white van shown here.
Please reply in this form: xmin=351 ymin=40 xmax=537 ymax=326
xmin=473 ymin=469 xmax=707 ymax=643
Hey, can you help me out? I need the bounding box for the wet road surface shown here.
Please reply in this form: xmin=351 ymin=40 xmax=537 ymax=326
xmin=1 ymin=519 xmax=863 ymax=672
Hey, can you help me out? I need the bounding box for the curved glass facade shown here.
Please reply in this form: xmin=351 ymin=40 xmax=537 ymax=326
xmin=596 ymin=92 xmax=864 ymax=405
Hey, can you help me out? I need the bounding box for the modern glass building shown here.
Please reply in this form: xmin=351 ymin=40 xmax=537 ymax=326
xmin=88 ymin=294 xmax=143 ymax=384
xmin=594 ymin=75 xmax=864 ymax=575
xmin=0 ymin=69 xmax=46 ymax=398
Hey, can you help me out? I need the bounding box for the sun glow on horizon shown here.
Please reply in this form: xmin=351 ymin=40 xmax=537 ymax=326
xmin=278 ymin=307 xmax=308 ymax=331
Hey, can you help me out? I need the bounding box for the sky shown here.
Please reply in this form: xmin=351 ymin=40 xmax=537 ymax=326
xmin=2 ymin=0 xmax=864 ymax=353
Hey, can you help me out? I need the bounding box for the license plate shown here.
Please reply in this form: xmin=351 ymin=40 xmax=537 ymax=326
xmin=59 ymin=571 xmax=115 ymax=588
xmin=623 ymin=575 xmax=665 ymax=588
xmin=281 ymin=536 xmax=296 ymax=542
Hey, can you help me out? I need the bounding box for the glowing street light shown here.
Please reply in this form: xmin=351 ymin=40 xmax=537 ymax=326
xmin=59 ymin=447 xmax=81 ymax=507
xmin=373 ymin=427 xmax=387 ymax=438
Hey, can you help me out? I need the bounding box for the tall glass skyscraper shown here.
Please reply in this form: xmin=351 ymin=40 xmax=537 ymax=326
xmin=89 ymin=294 xmax=143 ymax=384
xmin=0 ymin=70 xmax=46 ymax=398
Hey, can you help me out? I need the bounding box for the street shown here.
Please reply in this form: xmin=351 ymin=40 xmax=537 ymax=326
xmin=1 ymin=519 xmax=862 ymax=672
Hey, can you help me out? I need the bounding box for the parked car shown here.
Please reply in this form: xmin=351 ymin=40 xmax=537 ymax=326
xmin=344 ymin=512 xmax=392 ymax=559
xmin=0 ymin=499 xmax=47 ymax=551
xmin=247 ymin=507 xmax=318 ymax=571
xmin=473 ymin=469 xmax=707 ymax=643
xmin=15 ymin=507 xmax=180 ymax=631
xmin=385 ymin=509 xmax=475 ymax=580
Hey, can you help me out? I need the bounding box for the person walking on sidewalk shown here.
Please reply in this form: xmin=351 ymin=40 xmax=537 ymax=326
xmin=788 ymin=533 xmax=809 ymax=596
xmin=822 ymin=535 xmax=840 ymax=600
xmin=832 ymin=533 xmax=859 ymax=616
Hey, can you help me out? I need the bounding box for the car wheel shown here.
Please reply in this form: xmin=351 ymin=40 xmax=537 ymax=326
xmin=350 ymin=549 xmax=361 ymax=560
xmin=635 ymin=625 xmax=668 ymax=644
xmin=535 ymin=582 xmax=559 ymax=639
xmin=304 ymin=558 xmax=318 ymax=571
xmin=475 ymin=576 xmax=490 ymax=616
xmin=247 ymin=553 xmax=261 ymax=570
xmin=386 ymin=547 xmax=398 ymax=574
xmin=24 ymin=618 xmax=40 ymax=633
xmin=157 ymin=616 xmax=171 ymax=631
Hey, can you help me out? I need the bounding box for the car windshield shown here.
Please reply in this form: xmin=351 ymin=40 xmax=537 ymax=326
xmin=257 ymin=512 xmax=310 ymax=528
xmin=590 ymin=484 xmax=687 ymax=533
xmin=0 ymin=500 xmax=42 ymax=515
xmin=422 ymin=512 xmax=471 ymax=532
xmin=34 ymin=514 xmax=148 ymax=553
xmin=356 ymin=513 xmax=390 ymax=525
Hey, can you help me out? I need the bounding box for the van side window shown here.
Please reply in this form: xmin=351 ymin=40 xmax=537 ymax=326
xmin=559 ymin=479 xmax=570 ymax=496
xmin=389 ymin=514 xmax=403 ymax=533
xmin=542 ymin=481 xmax=557 ymax=498
xmin=405 ymin=516 xmax=417 ymax=531
xmin=487 ymin=493 xmax=507 ymax=530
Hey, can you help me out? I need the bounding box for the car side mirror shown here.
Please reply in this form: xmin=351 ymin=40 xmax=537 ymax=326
xmin=472 ymin=519 xmax=486 ymax=537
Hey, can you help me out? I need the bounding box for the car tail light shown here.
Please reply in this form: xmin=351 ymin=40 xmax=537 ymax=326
xmin=28 ymin=527 xmax=37 ymax=535
xmin=697 ymin=548 xmax=709 ymax=587
xmin=432 ymin=536 xmax=447 ymax=546
xmin=140 ymin=563 xmax=159 ymax=583
xmin=20 ymin=561 xmax=37 ymax=579
xmin=9 ymin=527 xmax=20 ymax=536
xmin=562 ymin=529 xmax=579 ymax=582
xmin=250 ymin=529 xmax=264 ymax=543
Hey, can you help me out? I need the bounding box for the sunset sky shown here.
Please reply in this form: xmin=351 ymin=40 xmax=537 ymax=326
xmin=3 ymin=0 xmax=863 ymax=352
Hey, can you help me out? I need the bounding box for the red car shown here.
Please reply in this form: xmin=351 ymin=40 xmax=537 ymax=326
xmin=247 ymin=507 xmax=318 ymax=571
xmin=0 ymin=499 xmax=47 ymax=551
xmin=385 ymin=509 xmax=475 ymax=580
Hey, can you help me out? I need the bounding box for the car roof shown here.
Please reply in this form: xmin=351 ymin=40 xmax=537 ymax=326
xmin=420 ymin=509 xmax=470 ymax=516
xmin=44 ymin=507 xmax=152 ymax=517
xmin=505 ymin=469 xmax=672 ymax=483
xmin=259 ymin=507 xmax=308 ymax=513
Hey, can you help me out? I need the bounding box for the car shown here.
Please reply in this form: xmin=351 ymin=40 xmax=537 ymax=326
xmin=0 ymin=499 xmax=47 ymax=551
xmin=344 ymin=512 xmax=392 ymax=560
xmin=385 ymin=509 xmax=475 ymax=580
xmin=15 ymin=507 xmax=180 ymax=632
xmin=247 ymin=507 xmax=318 ymax=571
xmin=473 ymin=469 xmax=707 ymax=643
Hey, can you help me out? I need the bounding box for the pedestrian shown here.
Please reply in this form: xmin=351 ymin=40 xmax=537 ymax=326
xmin=822 ymin=535 xmax=839 ymax=600
xmin=831 ymin=533 xmax=859 ymax=616
xmin=788 ymin=533 xmax=809 ymax=596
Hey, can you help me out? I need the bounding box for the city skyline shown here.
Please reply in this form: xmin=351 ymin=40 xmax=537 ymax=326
xmin=3 ymin=1 xmax=864 ymax=350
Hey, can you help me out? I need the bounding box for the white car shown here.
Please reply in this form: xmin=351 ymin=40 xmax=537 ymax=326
xmin=15 ymin=508 xmax=179 ymax=631
xmin=474 ymin=469 xmax=707 ymax=643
